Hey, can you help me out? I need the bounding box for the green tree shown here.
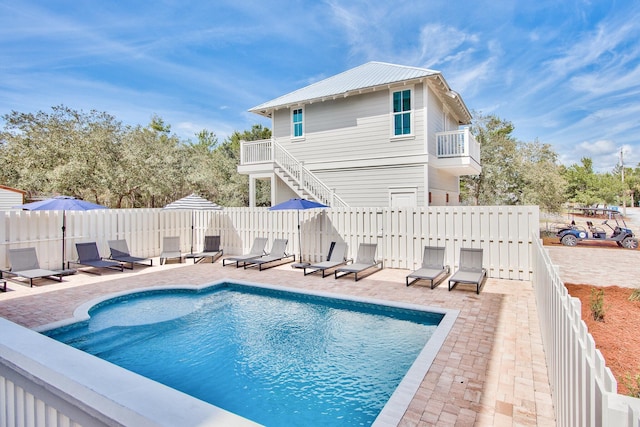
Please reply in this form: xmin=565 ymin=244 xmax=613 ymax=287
xmin=562 ymin=158 xmax=601 ymax=205
xmin=461 ymin=113 xmax=520 ymax=205
xmin=183 ymin=129 xmax=221 ymax=201
xmin=517 ymin=140 xmax=566 ymax=213
xmin=213 ymin=124 xmax=271 ymax=206
xmin=0 ymin=105 xmax=273 ymax=208
xmin=0 ymin=105 xmax=123 ymax=204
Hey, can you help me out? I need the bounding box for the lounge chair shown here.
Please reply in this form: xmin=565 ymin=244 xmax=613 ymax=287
xmin=72 ymin=242 xmax=124 ymax=274
xmin=242 ymin=238 xmax=295 ymax=270
xmin=160 ymin=236 xmax=184 ymax=265
xmin=222 ymin=237 xmax=268 ymax=268
xmin=406 ymin=246 xmax=450 ymax=288
xmin=448 ymin=248 xmax=487 ymax=294
xmin=303 ymin=242 xmax=350 ymax=277
xmin=108 ymin=239 xmax=153 ymax=269
xmin=185 ymin=235 xmax=223 ymax=264
xmin=0 ymin=247 xmax=64 ymax=287
xmin=334 ymin=243 xmax=383 ymax=281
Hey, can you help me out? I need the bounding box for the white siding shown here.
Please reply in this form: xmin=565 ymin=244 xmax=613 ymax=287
xmin=274 ymin=177 xmax=298 ymax=204
xmin=0 ymin=188 xmax=24 ymax=210
xmin=314 ymin=165 xmax=425 ymax=207
xmin=428 ymin=168 xmax=460 ymax=206
xmin=273 ymin=84 xmax=426 ymax=164
xmin=268 ymin=80 xmax=465 ymax=208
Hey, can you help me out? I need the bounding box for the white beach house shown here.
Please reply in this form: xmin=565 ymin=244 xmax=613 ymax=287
xmin=239 ymin=61 xmax=481 ymax=208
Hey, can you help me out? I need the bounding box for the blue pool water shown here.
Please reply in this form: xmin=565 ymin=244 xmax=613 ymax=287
xmin=45 ymin=283 xmax=444 ymax=426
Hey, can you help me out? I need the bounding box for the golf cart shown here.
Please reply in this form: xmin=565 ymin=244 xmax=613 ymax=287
xmin=556 ymin=208 xmax=638 ymax=249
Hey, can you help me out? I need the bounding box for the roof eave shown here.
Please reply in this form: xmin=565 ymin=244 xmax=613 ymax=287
xmin=248 ymin=76 xmax=434 ymax=118
xmin=425 ymin=74 xmax=472 ymax=125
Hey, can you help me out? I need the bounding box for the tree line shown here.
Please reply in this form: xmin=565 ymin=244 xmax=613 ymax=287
xmin=461 ymin=114 xmax=640 ymax=212
xmin=1 ymin=105 xmax=638 ymax=212
xmin=0 ymin=105 xmax=271 ymax=208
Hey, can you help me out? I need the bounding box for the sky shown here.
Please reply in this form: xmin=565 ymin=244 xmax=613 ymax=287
xmin=1 ymin=0 xmax=639 ymax=172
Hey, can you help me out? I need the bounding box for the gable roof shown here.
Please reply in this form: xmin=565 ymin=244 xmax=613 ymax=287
xmin=0 ymin=185 xmax=26 ymax=195
xmin=249 ymin=61 xmax=472 ymax=124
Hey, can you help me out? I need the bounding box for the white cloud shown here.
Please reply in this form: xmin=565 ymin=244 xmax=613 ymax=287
xmin=576 ymin=139 xmax=617 ymax=156
xmin=415 ymin=24 xmax=477 ymax=69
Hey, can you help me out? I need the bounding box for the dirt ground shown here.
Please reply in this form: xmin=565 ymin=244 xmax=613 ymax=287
xmin=564 ymin=284 xmax=640 ymax=396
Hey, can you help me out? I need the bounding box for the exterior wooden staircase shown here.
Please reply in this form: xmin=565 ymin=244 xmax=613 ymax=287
xmin=240 ymin=139 xmax=349 ymax=207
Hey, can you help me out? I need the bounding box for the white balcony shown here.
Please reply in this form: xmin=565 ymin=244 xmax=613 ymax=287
xmin=434 ymin=128 xmax=482 ymax=176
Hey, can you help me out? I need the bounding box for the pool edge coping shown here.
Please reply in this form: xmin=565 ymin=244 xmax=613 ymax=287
xmin=35 ymin=277 xmax=460 ymax=426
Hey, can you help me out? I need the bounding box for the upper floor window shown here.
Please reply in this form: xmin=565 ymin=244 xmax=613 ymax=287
xmin=292 ymin=108 xmax=304 ymax=138
xmin=392 ymin=89 xmax=411 ymax=136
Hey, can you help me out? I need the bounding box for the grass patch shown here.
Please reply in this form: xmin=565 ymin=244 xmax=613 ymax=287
xmin=629 ymin=289 xmax=640 ymax=302
xmin=589 ymin=288 xmax=607 ymax=322
xmin=623 ymin=372 xmax=640 ymax=398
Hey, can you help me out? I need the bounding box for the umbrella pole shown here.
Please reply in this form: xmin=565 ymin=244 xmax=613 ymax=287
xmin=298 ymin=210 xmax=302 ymax=263
xmin=61 ymin=211 xmax=66 ymax=270
xmin=191 ymin=211 xmax=194 ymax=254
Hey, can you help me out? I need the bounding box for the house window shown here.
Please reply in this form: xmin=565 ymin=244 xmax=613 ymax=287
xmin=292 ymin=108 xmax=304 ymax=138
xmin=392 ymin=89 xmax=411 ymax=136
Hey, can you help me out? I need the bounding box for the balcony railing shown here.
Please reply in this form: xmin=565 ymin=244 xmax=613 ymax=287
xmin=240 ymin=139 xmax=272 ymax=164
xmin=436 ymin=128 xmax=480 ymax=163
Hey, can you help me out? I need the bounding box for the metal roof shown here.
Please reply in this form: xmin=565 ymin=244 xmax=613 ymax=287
xmin=249 ymin=61 xmax=472 ymax=123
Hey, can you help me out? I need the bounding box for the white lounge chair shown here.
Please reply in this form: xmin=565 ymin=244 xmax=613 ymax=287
xmin=406 ymin=246 xmax=450 ymax=288
xmin=448 ymin=248 xmax=487 ymax=294
xmin=160 ymin=236 xmax=183 ymax=265
xmin=334 ymin=243 xmax=383 ymax=281
xmin=1 ymin=247 xmax=64 ymax=287
xmin=303 ymin=242 xmax=350 ymax=277
xmin=242 ymin=239 xmax=294 ymax=270
xmin=222 ymin=237 xmax=268 ymax=268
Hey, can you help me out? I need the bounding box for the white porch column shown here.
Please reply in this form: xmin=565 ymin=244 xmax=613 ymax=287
xmin=249 ymin=176 xmax=256 ymax=207
xmin=270 ymin=174 xmax=276 ymax=205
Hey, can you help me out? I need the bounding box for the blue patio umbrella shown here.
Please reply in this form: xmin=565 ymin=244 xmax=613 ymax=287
xmin=14 ymin=196 xmax=107 ymax=269
xmin=269 ymin=198 xmax=329 ymax=266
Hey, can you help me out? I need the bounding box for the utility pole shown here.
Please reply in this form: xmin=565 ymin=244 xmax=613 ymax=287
xmin=621 ymin=147 xmax=626 ymax=216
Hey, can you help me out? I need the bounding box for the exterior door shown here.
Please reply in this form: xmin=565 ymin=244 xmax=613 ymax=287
xmin=390 ymin=189 xmax=417 ymax=207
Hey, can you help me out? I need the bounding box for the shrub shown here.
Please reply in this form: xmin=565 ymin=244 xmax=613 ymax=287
xmin=629 ymin=289 xmax=640 ymax=302
xmin=589 ymin=288 xmax=606 ymax=322
xmin=623 ymin=372 xmax=640 ymax=398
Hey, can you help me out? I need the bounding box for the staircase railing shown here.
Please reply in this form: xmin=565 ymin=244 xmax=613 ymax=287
xmin=273 ymin=141 xmax=349 ymax=208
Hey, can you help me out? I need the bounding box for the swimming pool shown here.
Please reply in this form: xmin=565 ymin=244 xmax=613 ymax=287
xmin=43 ymin=281 xmax=458 ymax=426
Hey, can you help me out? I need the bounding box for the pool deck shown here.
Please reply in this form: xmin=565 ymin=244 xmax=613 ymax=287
xmin=0 ymin=259 xmax=555 ymax=426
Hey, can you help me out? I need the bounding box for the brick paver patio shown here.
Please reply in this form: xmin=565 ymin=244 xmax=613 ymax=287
xmin=0 ymin=259 xmax=555 ymax=426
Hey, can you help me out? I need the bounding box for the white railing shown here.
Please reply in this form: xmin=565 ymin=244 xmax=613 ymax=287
xmin=239 ymin=139 xmax=272 ymax=164
xmin=436 ymin=128 xmax=480 ymax=164
xmin=531 ymin=236 xmax=640 ymax=426
xmin=272 ymin=142 xmax=348 ymax=208
xmin=2 ymin=206 xmax=538 ymax=280
xmin=239 ymin=139 xmax=348 ymax=208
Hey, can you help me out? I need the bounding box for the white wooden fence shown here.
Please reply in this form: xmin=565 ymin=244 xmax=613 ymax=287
xmin=532 ymin=235 xmax=640 ymax=426
xmin=2 ymin=206 xmax=538 ymax=279
xmin=5 ymin=205 xmax=640 ymax=424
